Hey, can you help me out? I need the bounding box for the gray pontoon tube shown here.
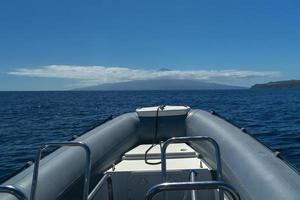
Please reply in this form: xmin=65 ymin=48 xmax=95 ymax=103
xmin=1 ymin=113 xmax=140 ymax=200
xmin=186 ymin=109 xmax=300 ymax=200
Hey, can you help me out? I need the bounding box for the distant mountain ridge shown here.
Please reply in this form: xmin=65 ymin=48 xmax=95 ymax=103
xmin=76 ymin=79 xmax=245 ymax=90
xmin=251 ymin=80 xmax=300 ymax=89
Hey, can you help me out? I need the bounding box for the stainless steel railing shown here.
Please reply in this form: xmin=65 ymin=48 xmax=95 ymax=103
xmin=145 ymin=181 xmax=240 ymax=200
xmin=30 ymin=142 xmax=92 ymax=200
xmin=88 ymin=173 xmax=114 ymax=200
xmin=189 ymin=170 xmax=197 ymax=200
xmin=0 ymin=185 xmax=28 ymax=200
xmin=160 ymin=136 xmax=223 ymax=200
xmin=161 ymin=136 xmax=222 ymax=182
xmin=88 ymin=174 xmax=109 ymax=200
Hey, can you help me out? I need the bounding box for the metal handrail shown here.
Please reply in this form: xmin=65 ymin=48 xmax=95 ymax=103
xmin=145 ymin=181 xmax=240 ymax=200
xmin=189 ymin=170 xmax=197 ymax=200
xmin=88 ymin=174 xmax=109 ymax=200
xmin=88 ymin=174 xmax=114 ymax=200
xmin=0 ymin=185 xmax=28 ymax=200
xmin=161 ymin=136 xmax=222 ymax=182
xmin=30 ymin=142 xmax=92 ymax=200
xmin=161 ymin=136 xmax=223 ymax=200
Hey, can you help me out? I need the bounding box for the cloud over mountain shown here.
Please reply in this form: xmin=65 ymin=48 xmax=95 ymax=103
xmin=8 ymin=65 xmax=280 ymax=87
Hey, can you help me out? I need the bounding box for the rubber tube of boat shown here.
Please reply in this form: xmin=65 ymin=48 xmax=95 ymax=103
xmin=186 ymin=109 xmax=300 ymax=200
xmin=0 ymin=113 xmax=140 ymax=200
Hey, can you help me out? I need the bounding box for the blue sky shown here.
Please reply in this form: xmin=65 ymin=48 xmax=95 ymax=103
xmin=0 ymin=0 xmax=299 ymax=90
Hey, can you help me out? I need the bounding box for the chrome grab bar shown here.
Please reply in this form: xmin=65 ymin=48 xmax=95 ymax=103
xmin=161 ymin=136 xmax=222 ymax=182
xmin=0 ymin=185 xmax=28 ymax=200
xmin=189 ymin=170 xmax=197 ymax=200
xmin=30 ymin=142 xmax=92 ymax=200
xmin=88 ymin=174 xmax=109 ymax=200
xmin=88 ymin=173 xmax=114 ymax=200
xmin=88 ymin=174 xmax=114 ymax=200
xmin=161 ymin=136 xmax=223 ymax=200
xmin=145 ymin=181 xmax=240 ymax=200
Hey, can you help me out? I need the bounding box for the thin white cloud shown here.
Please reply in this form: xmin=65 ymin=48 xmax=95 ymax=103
xmin=8 ymin=65 xmax=280 ymax=86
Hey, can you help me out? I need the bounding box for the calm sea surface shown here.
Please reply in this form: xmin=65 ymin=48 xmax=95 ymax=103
xmin=0 ymin=90 xmax=300 ymax=181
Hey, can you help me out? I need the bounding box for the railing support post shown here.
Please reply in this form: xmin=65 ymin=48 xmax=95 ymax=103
xmin=30 ymin=142 xmax=91 ymax=200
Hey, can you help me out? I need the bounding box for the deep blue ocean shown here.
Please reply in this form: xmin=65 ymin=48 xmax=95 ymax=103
xmin=0 ymin=90 xmax=300 ymax=182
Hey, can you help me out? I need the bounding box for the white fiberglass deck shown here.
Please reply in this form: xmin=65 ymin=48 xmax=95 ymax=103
xmin=110 ymin=143 xmax=209 ymax=172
